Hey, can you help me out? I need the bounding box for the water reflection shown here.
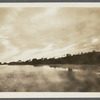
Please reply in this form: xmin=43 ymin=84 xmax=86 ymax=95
xmin=0 ymin=64 xmax=100 ymax=92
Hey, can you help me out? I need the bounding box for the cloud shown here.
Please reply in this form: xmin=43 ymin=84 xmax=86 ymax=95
xmin=0 ymin=7 xmax=100 ymax=62
xmin=92 ymin=38 xmax=99 ymax=44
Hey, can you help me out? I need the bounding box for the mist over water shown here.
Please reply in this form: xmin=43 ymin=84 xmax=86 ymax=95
xmin=0 ymin=64 xmax=100 ymax=92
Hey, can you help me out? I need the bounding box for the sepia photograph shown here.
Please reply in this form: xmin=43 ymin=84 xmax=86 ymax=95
xmin=0 ymin=3 xmax=100 ymax=93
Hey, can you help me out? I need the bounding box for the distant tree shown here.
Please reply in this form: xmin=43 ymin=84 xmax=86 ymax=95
xmin=3 ymin=62 xmax=7 ymax=65
xmin=0 ymin=62 xmax=2 ymax=65
xmin=93 ymin=50 xmax=96 ymax=52
xmin=18 ymin=60 xmax=22 ymax=63
xmin=66 ymin=54 xmax=71 ymax=57
xmin=81 ymin=52 xmax=83 ymax=55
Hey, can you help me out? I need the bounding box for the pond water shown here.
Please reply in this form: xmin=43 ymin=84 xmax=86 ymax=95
xmin=0 ymin=64 xmax=100 ymax=92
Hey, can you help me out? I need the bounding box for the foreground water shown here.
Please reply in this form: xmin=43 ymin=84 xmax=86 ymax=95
xmin=0 ymin=64 xmax=100 ymax=92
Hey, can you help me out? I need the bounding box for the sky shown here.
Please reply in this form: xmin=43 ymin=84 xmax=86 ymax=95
xmin=0 ymin=7 xmax=100 ymax=62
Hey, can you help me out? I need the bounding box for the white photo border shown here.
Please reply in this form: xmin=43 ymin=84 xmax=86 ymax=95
xmin=0 ymin=3 xmax=100 ymax=98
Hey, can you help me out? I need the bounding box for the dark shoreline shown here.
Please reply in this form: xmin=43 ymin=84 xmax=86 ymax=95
xmin=1 ymin=51 xmax=100 ymax=66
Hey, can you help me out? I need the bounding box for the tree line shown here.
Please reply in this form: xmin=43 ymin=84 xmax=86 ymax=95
xmin=0 ymin=50 xmax=100 ymax=65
